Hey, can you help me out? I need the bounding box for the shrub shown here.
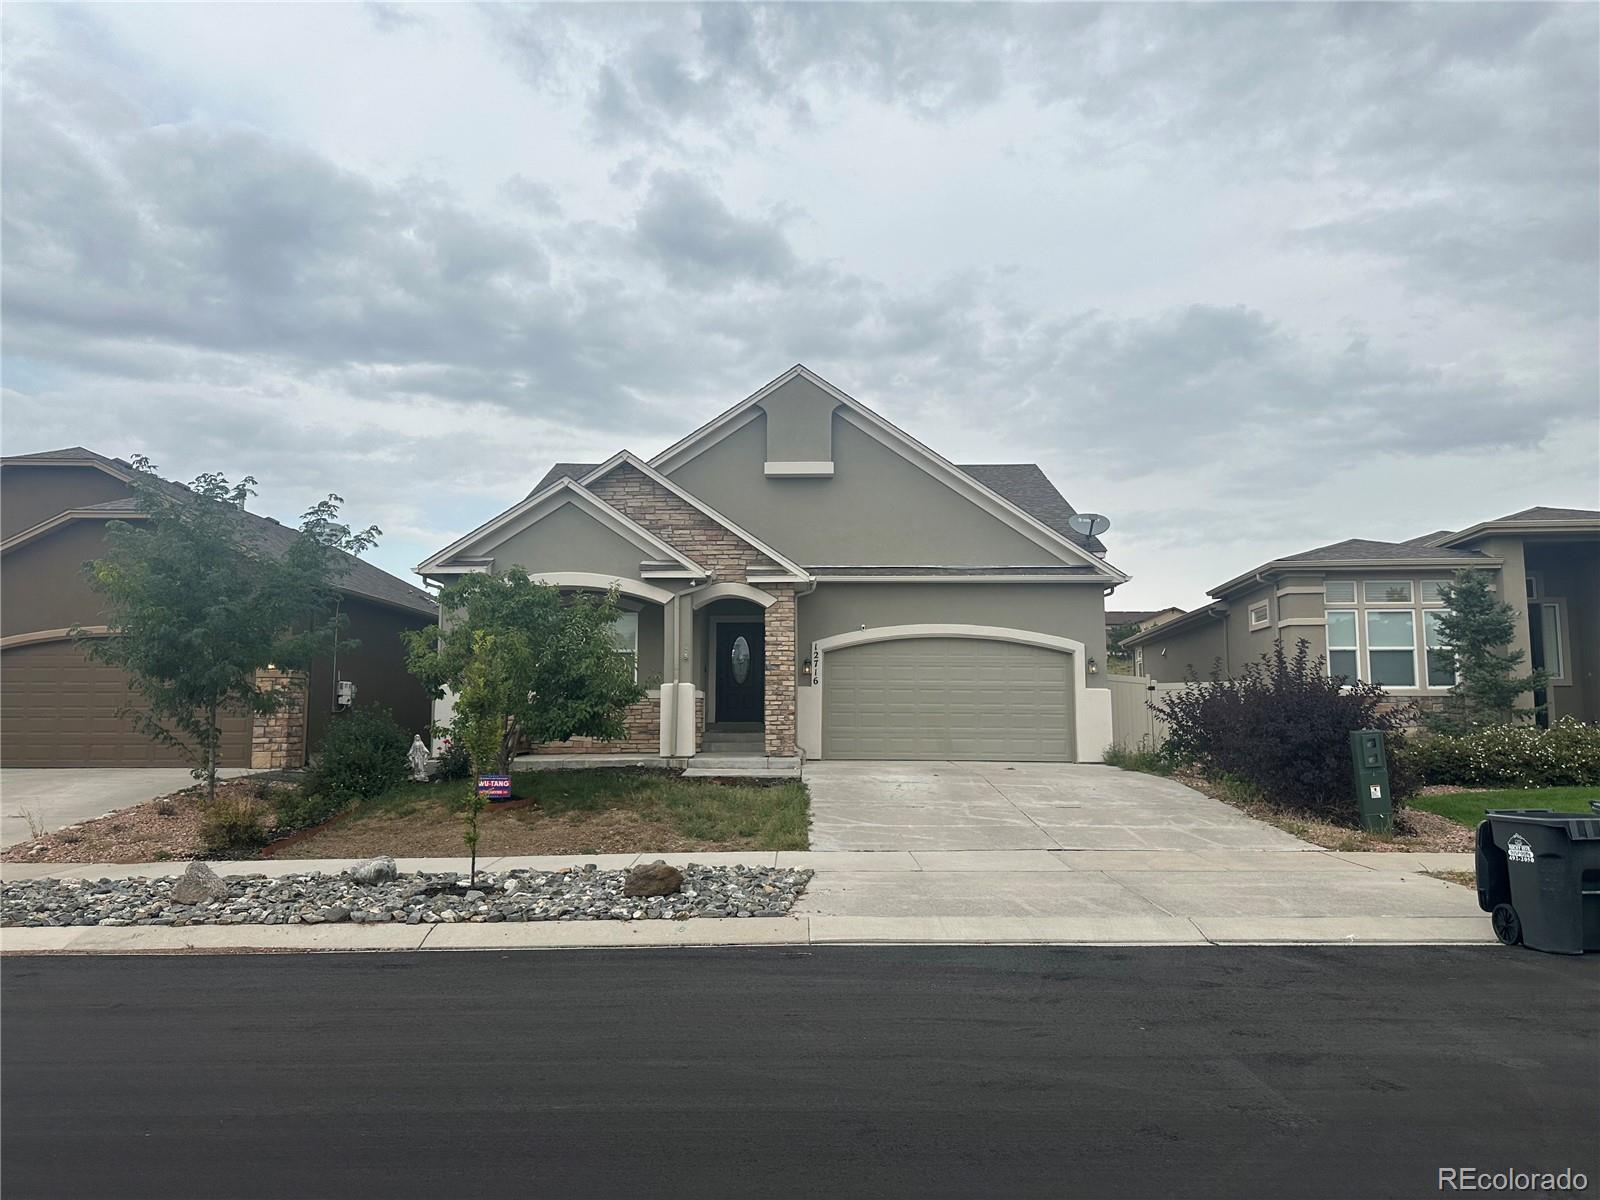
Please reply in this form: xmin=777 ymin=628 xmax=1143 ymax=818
xmin=434 ymin=737 xmax=472 ymax=781
xmin=1153 ymin=639 xmax=1416 ymax=824
xmin=199 ymin=794 xmax=269 ymax=856
xmin=271 ymin=787 xmax=349 ymax=833
xmin=1401 ymin=718 xmax=1600 ymax=788
xmin=303 ymin=707 xmax=411 ymax=807
xmin=1103 ymin=743 xmax=1174 ymax=776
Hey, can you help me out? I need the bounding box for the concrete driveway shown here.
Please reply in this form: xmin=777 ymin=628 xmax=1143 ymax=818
xmin=805 ymin=760 xmax=1310 ymax=851
xmin=0 ymin=769 xmax=256 ymax=848
xmin=796 ymin=761 xmax=1488 ymax=941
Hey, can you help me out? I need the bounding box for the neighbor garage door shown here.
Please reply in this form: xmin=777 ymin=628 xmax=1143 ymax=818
xmin=0 ymin=641 xmax=251 ymax=767
xmin=821 ymin=637 xmax=1074 ymax=761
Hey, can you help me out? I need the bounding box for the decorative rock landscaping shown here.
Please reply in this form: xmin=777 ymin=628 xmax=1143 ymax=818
xmin=1 ymin=861 xmax=814 ymax=928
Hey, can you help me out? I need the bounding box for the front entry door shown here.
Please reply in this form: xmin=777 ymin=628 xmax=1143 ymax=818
xmin=714 ymin=622 xmax=765 ymax=722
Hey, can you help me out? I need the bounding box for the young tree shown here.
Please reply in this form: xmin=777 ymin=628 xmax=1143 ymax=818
xmin=1431 ymin=569 xmax=1548 ymax=730
xmin=403 ymin=570 xmax=646 ymax=777
xmin=77 ymin=457 xmax=379 ymax=803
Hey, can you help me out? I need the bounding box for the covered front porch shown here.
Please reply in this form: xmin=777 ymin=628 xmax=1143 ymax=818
xmin=512 ymin=576 xmax=798 ymax=761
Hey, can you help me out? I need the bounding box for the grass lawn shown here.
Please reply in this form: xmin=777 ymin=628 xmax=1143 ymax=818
xmin=268 ymin=768 xmax=810 ymax=859
xmin=1410 ymin=786 xmax=1600 ymax=830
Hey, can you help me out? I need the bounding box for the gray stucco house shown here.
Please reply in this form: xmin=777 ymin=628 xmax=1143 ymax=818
xmin=1124 ymin=507 xmax=1600 ymax=725
xmin=417 ymin=365 xmax=1125 ymax=761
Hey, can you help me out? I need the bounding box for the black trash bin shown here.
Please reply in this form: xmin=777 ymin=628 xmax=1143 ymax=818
xmin=1475 ymin=805 xmax=1600 ymax=955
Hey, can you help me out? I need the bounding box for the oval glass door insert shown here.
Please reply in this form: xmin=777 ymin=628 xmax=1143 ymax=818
xmin=731 ymin=636 xmax=751 ymax=684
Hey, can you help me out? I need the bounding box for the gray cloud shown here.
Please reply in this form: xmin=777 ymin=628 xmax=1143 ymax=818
xmin=632 ymin=169 xmax=796 ymax=287
xmin=2 ymin=2 xmax=1594 ymax=604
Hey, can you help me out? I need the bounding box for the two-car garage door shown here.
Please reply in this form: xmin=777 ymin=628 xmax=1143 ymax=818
xmin=0 ymin=641 xmax=251 ymax=767
xmin=821 ymin=636 xmax=1075 ymax=761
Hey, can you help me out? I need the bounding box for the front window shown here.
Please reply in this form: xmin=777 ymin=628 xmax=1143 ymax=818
xmin=1248 ymin=601 xmax=1270 ymax=629
xmin=1419 ymin=579 xmax=1450 ymax=605
xmin=1366 ymin=610 xmax=1416 ymax=687
xmin=1536 ymin=603 xmax=1565 ymax=681
xmin=1327 ymin=610 xmax=1358 ymax=681
xmin=610 ymin=611 xmax=639 ymax=681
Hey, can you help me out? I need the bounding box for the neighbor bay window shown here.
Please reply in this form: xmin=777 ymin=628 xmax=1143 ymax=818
xmin=1324 ymin=576 xmax=1454 ymax=690
xmin=1327 ymin=610 xmax=1359 ymax=681
xmin=1365 ymin=610 xmax=1417 ymax=687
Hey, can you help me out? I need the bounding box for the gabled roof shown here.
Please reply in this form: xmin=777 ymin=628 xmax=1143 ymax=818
xmin=579 ymin=451 xmax=808 ymax=580
xmin=529 ymin=458 xmax=1108 ymax=556
xmin=1495 ymin=505 xmax=1600 ymax=522
xmin=416 ymin=476 xmax=707 ymax=578
xmin=956 ymin=464 xmax=1106 ymax=552
xmin=645 ymin=365 xmax=1125 ymax=580
xmin=1 ymin=447 xmax=436 ymax=616
xmin=529 ymin=462 xmax=599 ymax=496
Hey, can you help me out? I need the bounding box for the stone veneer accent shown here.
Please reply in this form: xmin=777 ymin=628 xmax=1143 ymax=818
xmin=251 ymin=668 xmax=308 ymax=769
xmin=761 ymin=582 xmax=797 ymax=755
xmin=587 ymin=462 xmax=798 ymax=756
xmin=529 ymin=695 xmax=662 ymax=755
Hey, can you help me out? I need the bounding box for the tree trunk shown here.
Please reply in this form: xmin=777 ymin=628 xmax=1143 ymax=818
xmin=206 ymin=702 xmax=220 ymax=806
xmin=497 ymin=718 xmax=519 ymax=775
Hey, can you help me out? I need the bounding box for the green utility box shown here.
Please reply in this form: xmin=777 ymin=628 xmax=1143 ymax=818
xmin=1350 ymin=730 xmax=1393 ymax=834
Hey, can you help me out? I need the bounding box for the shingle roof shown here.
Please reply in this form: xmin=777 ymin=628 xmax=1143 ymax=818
xmin=4 ymin=448 xmax=436 ymax=617
xmin=808 ymin=565 xmax=1097 ymax=577
xmin=956 ymin=464 xmax=1105 ymax=552
xmin=1279 ymin=537 xmax=1492 ymax=563
xmin=528 ymin=463 xmax=599 ymax=496
xmin=1494 ymin=505 xmax=1600 ymax=522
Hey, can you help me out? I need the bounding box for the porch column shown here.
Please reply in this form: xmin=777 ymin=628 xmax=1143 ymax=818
xmin=763 ymin=583 xmax=797 ymax=756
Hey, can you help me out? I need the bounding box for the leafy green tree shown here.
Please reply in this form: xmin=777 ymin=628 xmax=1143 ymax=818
xmin=1107 ymin=621 xmax=1142 ymax=674
xmin=77 ymin=457 xmax=378 ymax=804
xmin=404 ymin=569 xmax=646 ymax=777
xmin=1432 ymin=569 xmax=1548 ymax=730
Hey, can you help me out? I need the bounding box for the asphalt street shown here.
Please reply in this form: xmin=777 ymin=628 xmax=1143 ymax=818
xmin=2 ymin=946 xmax=1595 ymax=1200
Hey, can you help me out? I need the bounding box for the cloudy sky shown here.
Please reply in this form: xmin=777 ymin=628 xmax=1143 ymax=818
xmin=4 ymin=2 xmax=1596 ymax=608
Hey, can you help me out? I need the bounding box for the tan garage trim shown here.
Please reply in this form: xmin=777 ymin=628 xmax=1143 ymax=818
xmin=1 ymin=626 xmax=112 ymax=649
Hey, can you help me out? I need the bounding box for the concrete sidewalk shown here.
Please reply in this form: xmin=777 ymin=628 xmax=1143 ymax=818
xmin=1 ymin=847 xmax=1492 ymax=952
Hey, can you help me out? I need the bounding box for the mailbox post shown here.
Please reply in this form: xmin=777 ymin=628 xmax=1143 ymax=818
xmin=1350 ymin=730 xmax=1393 ymax=834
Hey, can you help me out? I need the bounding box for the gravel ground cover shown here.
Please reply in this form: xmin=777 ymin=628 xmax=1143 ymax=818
xmin=2 ymin=862 xmax=814 ymax=928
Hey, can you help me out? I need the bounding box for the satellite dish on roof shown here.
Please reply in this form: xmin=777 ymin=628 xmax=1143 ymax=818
xmin=1068 ymin=513 xmax=1111 ymax=538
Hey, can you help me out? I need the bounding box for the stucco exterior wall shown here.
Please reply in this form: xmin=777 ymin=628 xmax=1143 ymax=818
xmin=479 ymin=502 xmax=648 ymax=579
xmin=305 ymin=596 xmax=436 ymax=752
xmin=665 ymin=413 xmax=1063 ymax=566
xmin=759 ymin=375 xmax=836 ymax=464
xmin=1136 ymin=613 xmax=1228 ymax=682
xmin=797 ymin=582 xmax=1109 ymax=685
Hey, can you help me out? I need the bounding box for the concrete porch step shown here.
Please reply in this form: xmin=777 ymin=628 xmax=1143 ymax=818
xmin=681 ymin=767 xmax=801 ymax=780
xmin=702 ymin=739 xmax=764 ymax=752
xmin=684 ymin=754 xmax=803 ymax=778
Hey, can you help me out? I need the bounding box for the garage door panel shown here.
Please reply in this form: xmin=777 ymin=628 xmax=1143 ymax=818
xmin=822 ymin=637 xmax=1074 ymax=761
xmin=2 ymin=642 xmax=250 ymax=767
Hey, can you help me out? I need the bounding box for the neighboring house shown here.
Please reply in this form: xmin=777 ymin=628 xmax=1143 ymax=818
xmin=1106 ymin=608 xmax=1184 ymax=634
xmin=1124 ymin=507 xmax=1600 ymax=724
xmin=417 ymin=365 xmax=1126 ymax=762
xmin=1 ymin=448 xmax=437 ymax=768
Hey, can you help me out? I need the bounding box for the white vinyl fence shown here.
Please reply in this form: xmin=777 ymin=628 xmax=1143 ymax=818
xmin=1105 ymin=675 xmax=1193 ymax=751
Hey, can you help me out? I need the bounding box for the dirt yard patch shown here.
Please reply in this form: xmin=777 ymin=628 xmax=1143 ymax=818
xmin=4 ymin=769 xmax=810 ymax=863
xmin=1 ymin=778 xmax=286 ymax=865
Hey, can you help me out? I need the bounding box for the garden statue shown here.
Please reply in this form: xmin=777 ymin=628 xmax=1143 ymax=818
xmin=407 ymin=734 xmax=431 ymax=782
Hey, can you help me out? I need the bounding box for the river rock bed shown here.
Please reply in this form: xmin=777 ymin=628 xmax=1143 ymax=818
xmin=1 ymin=862 xmax=814 ymax=927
